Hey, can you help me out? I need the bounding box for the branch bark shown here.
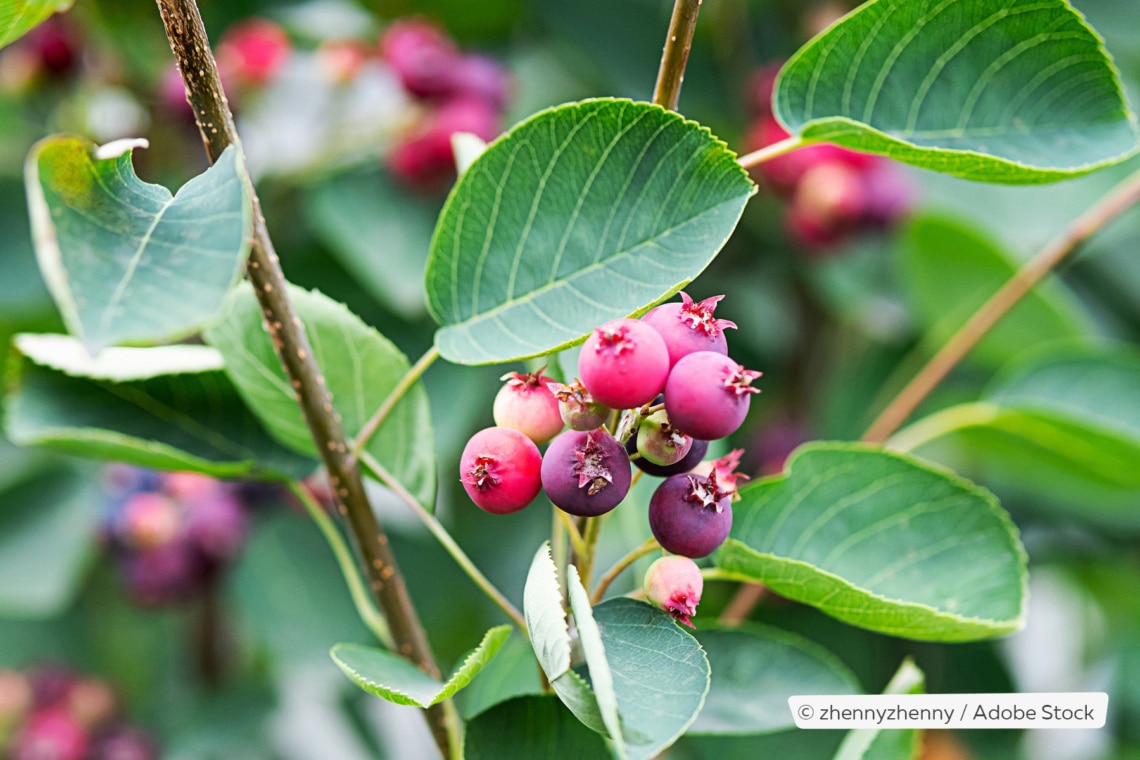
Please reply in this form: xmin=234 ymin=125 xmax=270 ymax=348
xmin=653 ymin=0 xmax=702 ymax=110
xmin=154 ymin=2 xmax=451 ymax=754
xmin=862 ymin=168 xmax=1140 ymax=444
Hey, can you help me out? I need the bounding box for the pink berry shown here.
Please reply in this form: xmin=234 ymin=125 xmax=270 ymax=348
xmin=744 ymin=114 xmax=876 ymax=194
xmin=387 ymin=97 xmax=501 ymax=188
xmin=643 ymin=555 xmax=704 ymax=627
xmin=578 ymin=318 xmax=670 ymax=410
xmin=547 ymin=379 xmax=610 ymax=431
xmin=122 ymin=542 xmax=202 ymax=605
xmin=64 ymin=679 xmax=116 ymax=729
xmin=379 ymin=17 xmax=458 ymax=99
xmin=460 ymin=427 xmax=542 ymax=514
xmin=185 ymin=494 xmax=249 ymax=563
xmin=636 ymin=410 xmax=693 ymax=466
xmin=446 ymin=54 xmax=511 ymax=109
xmin=13 ymin=707 xmax=89 ymax=760
xmin=786 ymin=161 xmax=865 ymax=249
xmin=89 ymin=725 xmax=159 ymax=760
xmin=114 ymin=493 xmax=181 ymax=550
xmin=664 ymin=352 xmax=761 ymax=440
xmin=316 ymin=40 xmax=369 ymax=85
xmin=0 ymin=670 xmax=32 ymax=723
xmin=541 ymin=429 xmax=631 ymax=517
xmin=860 ymin=162 xmax=914 ymax=230
xmin=24 ymin=18 xmax=80 ymax=77
xmin=492 ymin=369 xmax=563 ymax=444
xmin=216 ymin=19 xmax=291 ymax=87
xmin=648 ymin=473 xmax=733 ymax=558
xmin=641 ymin=292 xmax=736 ymax=368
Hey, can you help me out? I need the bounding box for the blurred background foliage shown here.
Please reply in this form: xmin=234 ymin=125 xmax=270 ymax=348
xmin=1 ymin=0 xmax=1139 ymax=757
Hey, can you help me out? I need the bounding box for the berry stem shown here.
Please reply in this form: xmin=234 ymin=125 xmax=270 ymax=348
xmin=288 ymin=481 xmax=394 ymax=648
xmin=556 ymin=509 xmax=589 ymax=559
xmin=154 ymin=3 xmax=448 ymax=754
xmin=360 ymin=452 xmax=529 ymax=636
xmin=590 ymin=537 xmax=661 ymax=605
xmin=353 ymin=346 xmax=441 ymax=457
xmin=862 ymin=167 xmax=1140 ymax=444
xmin=576 ymin=514 xmax=606 ymax=589
xmin=652 ymin=0 xmax=702 ymax=111
xmin=736 ymin=135 xmax=805 ymax=170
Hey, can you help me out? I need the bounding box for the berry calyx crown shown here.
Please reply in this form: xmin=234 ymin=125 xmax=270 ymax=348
xmin=678 ymin=292 xmax=737 ymax=337
xmin=574 ymin=432 xmax=614 ymax=496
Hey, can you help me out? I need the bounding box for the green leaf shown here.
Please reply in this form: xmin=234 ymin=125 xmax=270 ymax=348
xmin=0 ymin=465 xmax=99 ymax=618
xmin=465 ymin=695 xmax=610 ymax=759
xmin=690 ymin=625 xmax=861 ymax=736
xmin=895 ymin=344 xmax=1140 ymax=527
xmin=0 ymin=0 xmax=71 ymax=50
xmin=833 ymin=659 xmax=925 ymax=760
xmin=714 ymin=443 xmax=1027 ymax=641
xmin=5 ymin=333 xmax=313 ymax=479
xmin=26 ymin=136 xmax=251 ymax=354
xmin=425 ymin=98 xmax=756 ymax=365
xmin=899 ymin=214 xmax=1089 ymax=366
xmin=774 ymin=0 xmax=1138 ymax=183
xmin=304 ymin=171 xmax=435 ymax=319
xmin=566 ymin=565 xmax=626 ymax=759
xmin=204 ymin=284 xmax=436 ymax=509
xmin=330 ymin=625 xmax=511 ymax=707
xmin=523 ymin=541 xmax=572 ymax=680
xmin=456 ymin=632 xmax=545 ymax=720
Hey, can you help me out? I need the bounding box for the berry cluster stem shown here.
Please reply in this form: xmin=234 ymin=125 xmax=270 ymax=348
xmin=153 ymin=1 xmax=451 ymax=754
xmin=591 ymin=538 xmax=660 ymax=605
xmin=863 ymin=167 xmax=1140 ymax=444
xmin=353 ymin=346 xmax=440 ymax=456
xmin=653 ymin=0 xmax=702 ymax=110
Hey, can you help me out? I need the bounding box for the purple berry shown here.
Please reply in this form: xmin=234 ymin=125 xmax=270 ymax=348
xmin=492 ymin=369 xmax=564 ymax=444
xmin=648 ymin=473 xmax=733 ymax=558
xmin=460 ymin=427 xmax=543 ymax=515
xmin=664 ymin=352 xmax=761 ymax=440
xmin=446 ymin=54 xmax=511 ymax=109
xmin=185 ymin=493 xmax=249 ymax=563
xmin=27 ymin=666 xmax=77 ymax=710
xmin=643 ymin=556 xmax=704 ymax=627
xmin=122 ymin=542 xmax=202 ymax=605
xmin=541 ymin=429 xmax=631 ymax=516
xmin=547 ymin=379 xmax=610 ymax=431
xmin=641 ymin=292 xmax=736 ymax=368
xmin=636 ymin=410 xmax=692 ymax=466
xmin=89 ymin=725 xmax=159 ymax=760
xmin=690 ymin=448 xmax=750 ymax=497
xmin=626 ymin=436 xmax=709 ymax=477
xmin=13 ymin=707 xmax=89 ymax=760
xmin=578 ymin=319 xmax=669 ymax=410
xmin=379 ymin=17 xmax=459 ymax=99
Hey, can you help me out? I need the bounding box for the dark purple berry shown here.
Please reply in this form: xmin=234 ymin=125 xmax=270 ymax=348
xmin=664 ymin=352 xmax=761 ymax=440
xmin=626 ymin=436 xmax=708 ymax=477
xmin=648 ymin=473 xmax=733 ymax=558
xmin=379 ymin=17 xmax=459 ymax=99
xmin=121 ymin=542 xmax=202 ymax=605
xmin=460 ymin=427 xmax=543 ymax=514
xmin=641 ymin=292 xmax=736 ymax=368
xmin=27 ymin=666 xmax=76 ymax=710
xmin=541 ymin=430 xmax=631 ymax=516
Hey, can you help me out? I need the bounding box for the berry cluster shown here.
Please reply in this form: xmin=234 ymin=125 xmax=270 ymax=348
xmin=460 ymin=292 xmax=759 ymax=565
xmin=0 ymin=665 xmax=157 ymax=760
xmin=101 ymin=467 xmax=251 ymax=606
xmin=743 ymin=63 xmax=912 ymax=250
xmin=380 ymin=18 xmax=511 ymax=187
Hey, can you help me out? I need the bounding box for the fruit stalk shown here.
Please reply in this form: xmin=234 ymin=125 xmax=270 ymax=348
xmin=153 ymin=1 xmax=451 ymax=755
xmin=863 ymin=167 xmax=1140 ymax=444
xmin=653 ymin=0 xmax=702 ymax=110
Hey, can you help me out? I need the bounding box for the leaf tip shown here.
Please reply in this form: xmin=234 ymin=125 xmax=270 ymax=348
xmin=94 ymin=138 xmax=149 ymax=161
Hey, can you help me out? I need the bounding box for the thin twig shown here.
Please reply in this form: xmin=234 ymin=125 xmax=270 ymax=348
xmin=862 ymin=168 xmax=1140 ymax=444
xmin=359 ymin=452 xmax=529 ymax=636
xmin=736 ymin=135 xmax=805 ymax=170
xmin=353 ymin=346 xmax=440 ymax=456
xmin=591 ymin=538 xmax=660 ymax=605
xmin=718 ymin=583 xmax=768 ymax=626
xmin=653 ymin=0 xmax=703 ymax=110
xmin=154 ymin=2 xmax=451 ymax=753
xmin=288 ymin=482 xmax=394 ymax=648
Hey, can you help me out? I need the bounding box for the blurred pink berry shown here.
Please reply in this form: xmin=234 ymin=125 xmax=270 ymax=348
xmin=447 ymin=54 xmax=511 ymax=109
xmin=13 ymin=707 xmax=89 ymax=760
xmin=387 ymin=97 xmax=501 ymax=187
xmin=643 ymin=555 xmax=704 ymax=627
xmin=785 ymin=161 xmax=866 ymax=249
xmin=380 ymin=17 xmax=458 ymax=99
xmin=744 ymin=114 xmax=876 ymax=194
xmin=317 ymin=40 xmax=369 ymax=84
xmin=185 ymin=493 xmax=249 ymax=563
xmin=217 ymin=19 xmax=291 ymax=87
xmin=114 ymin=492 xmax=181 ymax=550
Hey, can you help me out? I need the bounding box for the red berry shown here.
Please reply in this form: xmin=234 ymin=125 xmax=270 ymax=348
xmin=664 ymin=352 xmax=761 ymax=440
xmin=636 ymin=410 xmax=693 ymax=466
xmin=217 ymin=19 xmax=291 ymax=87
xmin=648 ymin=473 xmax=733 ymax=558
xmin=578 ymin=318 xmax=669 ymax=409
xmin=641 ymin=292 xmax=736 ymax=368
xmin=379 ymin=18 xmax=458 ymax=99
xmin=460 ymin=427 xmax=542 ymax=514
xmin=643 ymin=556 xmax=703 ymax=627
xmin=541 ymin=429 xmax=631 ymax=516
xmin=24 ymin=18 xmax=80 ymax=77
xmin=492 ymin=369 xmax=563 ymax=444
xmin=547 ymin=379 xmax=610 ymax=431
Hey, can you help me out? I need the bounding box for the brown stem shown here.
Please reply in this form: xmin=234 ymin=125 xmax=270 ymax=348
xmin=194 ymin=570 xmax=224 ymax=687
xmin=862 ymin=168 xmax=1140 ymax=444
xmin=154 ymin=2 xmax=451 ymax=754
xmin=718 ymin=583 xmax=767 ymax=626
xmin=653 ymin=0 xmax=702 ymax=110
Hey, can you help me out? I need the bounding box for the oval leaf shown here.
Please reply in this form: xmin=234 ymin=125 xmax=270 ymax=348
xmin=715 ymin=443 xmax=1027 ymax=641
xmin=0 ymin=0 xmax=71 ymax=50
xmin=774 ymin=0 xmax=1138 ymax=183
xmin=690 ymin=626 xmax=861 ymax=736
xmin=465 ymin=695 xmax=609 ymax=760
xmin=204 ymin=284 xmax=436 ymax=509
xmin=26 ymin=137 xmax=251 ymax=354
xmin=5 ymin=333 xmax=313 ymax=479
xmin=330 ymin=625 xmax=511 ymax=707
xmin=899 ymin=214 xmax=1089 ymax=366
xmin=425 ymin=98 xmax=756 ymax=365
